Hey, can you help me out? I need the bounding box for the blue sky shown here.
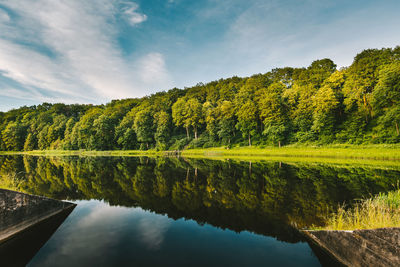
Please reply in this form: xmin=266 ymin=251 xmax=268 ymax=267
xmin=0 ymin=0 xmax=400 ymax=111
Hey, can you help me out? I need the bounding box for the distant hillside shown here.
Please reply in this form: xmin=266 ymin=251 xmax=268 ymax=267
xmin=1 ymin=46 xmax=400 ymax=151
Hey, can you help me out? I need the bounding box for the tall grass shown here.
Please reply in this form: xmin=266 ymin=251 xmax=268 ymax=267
xmin=2 ymin=144 xmax=400 ymax=160
xmin=181 ymin=145 xmax=400 ymax=160
xmin=319 ymin=189 xmax=400 ymax=230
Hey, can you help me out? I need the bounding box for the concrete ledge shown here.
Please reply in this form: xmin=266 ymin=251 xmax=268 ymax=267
xmin=302 ymin=228 xmax=400 ymax=267
xmin=0 ymin=205 xmax=75 ymax=267
xmin=0 ymin=189 xmax=76 ymax=244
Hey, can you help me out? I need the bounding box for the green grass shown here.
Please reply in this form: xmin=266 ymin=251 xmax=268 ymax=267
xmin=315 ymin=189 xmax=400 ymax=230
xmin=1 ymin=144 xmax=400 ymax=167
xmin=0 ymin=149 xmax=164 ymax=157
xmin=181 ymin=144 xmax=400 ymax=160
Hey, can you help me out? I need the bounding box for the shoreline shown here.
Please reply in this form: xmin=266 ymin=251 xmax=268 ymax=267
xmin=0 ymin=145 xmax=400 ymax=166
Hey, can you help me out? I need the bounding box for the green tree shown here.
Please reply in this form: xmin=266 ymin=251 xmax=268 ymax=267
xmin=257 ymin=82 xmax=288 ymax=146
xmin=1 ymin=121 xmax=26 ymax=151
xmin=62 ymin=118 xmax=77 ymax=150
xmin=114 ymin=108 xmax=137 ymax=150
xmin=37 ymin=125 xmax=50 ymax=150
xmin=134 ymin=109 xmax=154 ymax=149
xmin=217 ymin=101 xmax=236 ymax=145
xmin=311 ymin=71 xmax=345 ymax=139
xmin=234 ymin=75 xmax=269 ymax=146
xmin=372 ymin=62 xmax=400 ymax=138
xmin=203 ymin=101 xmax=218 ymax=140
xmin=47 ymin=114 xmax=67 ymax=149
xmin=92 ymin=114 xmax=116 ymax=150
xmin=236 ymin=101 xmax=258 ymax=146
xmin=24 ymin=133 xmax=37 ymax=151
xmin=69 ymin=107 xmax=103 ymax=150
xmin=172 ymin=98 xmax=204 ymax=139
xmin=343 ymin=48 xmax=394 ymax=122
xmin=154 ymin=111 xmax=171 ymax=149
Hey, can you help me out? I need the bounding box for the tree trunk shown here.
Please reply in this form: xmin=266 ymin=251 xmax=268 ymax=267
xmin=194 ymin=126 xmax=198 ymax=140
xmin=146 ymin=143 xmax=149 ymax=149
xmin=249 ymin=161 xmax=252 ymax=175
xmin=278 ymin=140 xmax=281 ymax=148
xmin=363 ymin=95 xmax=369 ymax=123
xmin=248 ymin=132 xmax=251 ymax=147
xmin=396 ymin=121 xmax=399 ymax=136
xmin=186 ymin=126 xmax=189 ymax=138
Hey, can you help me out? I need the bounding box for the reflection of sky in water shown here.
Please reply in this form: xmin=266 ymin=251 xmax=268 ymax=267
xmin=27 ymin=200 xmax=320 ymax=267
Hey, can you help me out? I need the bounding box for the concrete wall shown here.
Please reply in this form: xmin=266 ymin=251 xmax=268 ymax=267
xmin=303 ymin=228 xmax=400 ymax=267
xmin=0 ymin=189 xmax=75 ymax=243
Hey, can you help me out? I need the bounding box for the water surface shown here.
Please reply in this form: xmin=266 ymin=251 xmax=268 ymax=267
xmin=1 ymin=155 xmax=399 ymax=266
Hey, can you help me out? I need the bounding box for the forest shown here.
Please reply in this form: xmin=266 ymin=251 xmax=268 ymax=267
xmin=1 ymin=47 xmax=400 ymax=151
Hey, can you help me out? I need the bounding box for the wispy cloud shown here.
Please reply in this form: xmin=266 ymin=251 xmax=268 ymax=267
xmin=1 ymin=0 xmax=400 ymax=111
xmin=0 ymin=0 xmax=172 ymax=107
xmin=168 ymin=0 xmax=400 ymax=87
xmin=137 ymin=215 xmax=171 ymax=250
xmin=0 ymin=8 xmax=9 ymax=23
xmin=121 ymin=1 xmax=148 ymax=26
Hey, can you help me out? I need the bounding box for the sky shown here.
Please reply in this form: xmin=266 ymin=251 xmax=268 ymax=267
xmin=0 ymin=0 xmax=400 ymax=111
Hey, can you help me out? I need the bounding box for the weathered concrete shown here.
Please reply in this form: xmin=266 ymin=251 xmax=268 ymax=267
xmin=0 ymin=189 xmax=76 ymax=244
xmin=302 ymin=228 xmax=400 ymax=267
xmin=0 ymin=206 xmax=75 ymax=267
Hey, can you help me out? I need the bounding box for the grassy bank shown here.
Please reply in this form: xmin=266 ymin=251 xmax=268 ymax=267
xmin=181 ymin=144 xmax=400 ymax=160
xmin=2 ymin=150 xmax=400 ymax=169
xmin=1 ymin=144 xmax=400 ymax=162
xmin=0 ymin=149 xmax=164 ymax=157
xmin=315 ymin=189 xmax=400 ymax=230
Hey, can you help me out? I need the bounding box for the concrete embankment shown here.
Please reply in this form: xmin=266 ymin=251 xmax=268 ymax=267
xmin=302 ymin=228 xmax=400 ymax=267
xmin=0 ymin=188 xmax=76 ymax=243
xmin=0 ymin=189 xmax=76 ymax=266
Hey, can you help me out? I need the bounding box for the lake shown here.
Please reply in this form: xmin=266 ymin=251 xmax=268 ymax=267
xmin=1 ymin=155 xmax=400 ymax=266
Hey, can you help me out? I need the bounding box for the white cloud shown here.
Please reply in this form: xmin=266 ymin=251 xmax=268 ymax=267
xmin=0 ymin=8 xmax=9 ymax=23
xmin=136 ymin=52 xmax=173 ymax=87
xmin=36 ymin=201 xmax=132 ymax=267
xmin=137 ymin=215 xmax=171 ymax=250
xmin=31 ymin=200 xmax=173 ymax=266
xmin=0 ymin=0 xmax=171 ymax=106
xmin=120 ymin=1 xmax=147 ymax=26
xmin=0 ymin=87 xmax=46 ymax=102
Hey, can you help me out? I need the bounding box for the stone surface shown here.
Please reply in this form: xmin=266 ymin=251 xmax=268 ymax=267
xmin=302 ymin=228 xmax=400 ymax=267
xmin=0 ymin=188 xmax=76 ymax=243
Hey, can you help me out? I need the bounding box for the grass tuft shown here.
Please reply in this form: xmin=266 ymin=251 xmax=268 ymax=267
xmin=317 ymin=189 xmax=400 ymax=230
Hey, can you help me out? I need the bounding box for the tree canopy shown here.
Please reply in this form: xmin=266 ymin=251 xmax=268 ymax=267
xmin=1 ymin=46 xmax=400 ymax=151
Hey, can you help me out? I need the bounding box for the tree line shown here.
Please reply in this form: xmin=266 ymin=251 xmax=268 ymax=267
xmin=1 ymin=47 xmax=400 ymax=151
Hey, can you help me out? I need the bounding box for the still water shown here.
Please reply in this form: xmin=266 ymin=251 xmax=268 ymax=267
xmin=1 ymin=155 xmax=400 ymax=266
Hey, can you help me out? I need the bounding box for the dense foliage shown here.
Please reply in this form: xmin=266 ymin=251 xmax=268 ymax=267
xmin=1 ymin=47 xmax=400 ymax=151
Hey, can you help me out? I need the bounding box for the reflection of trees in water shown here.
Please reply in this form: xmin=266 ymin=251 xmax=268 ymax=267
xmin=1 ymin=155 xmax=400 ymax=243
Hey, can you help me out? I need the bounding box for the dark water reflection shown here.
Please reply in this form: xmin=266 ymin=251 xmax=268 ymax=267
xmin=1 ymin=155 xmax=400 ymax=266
